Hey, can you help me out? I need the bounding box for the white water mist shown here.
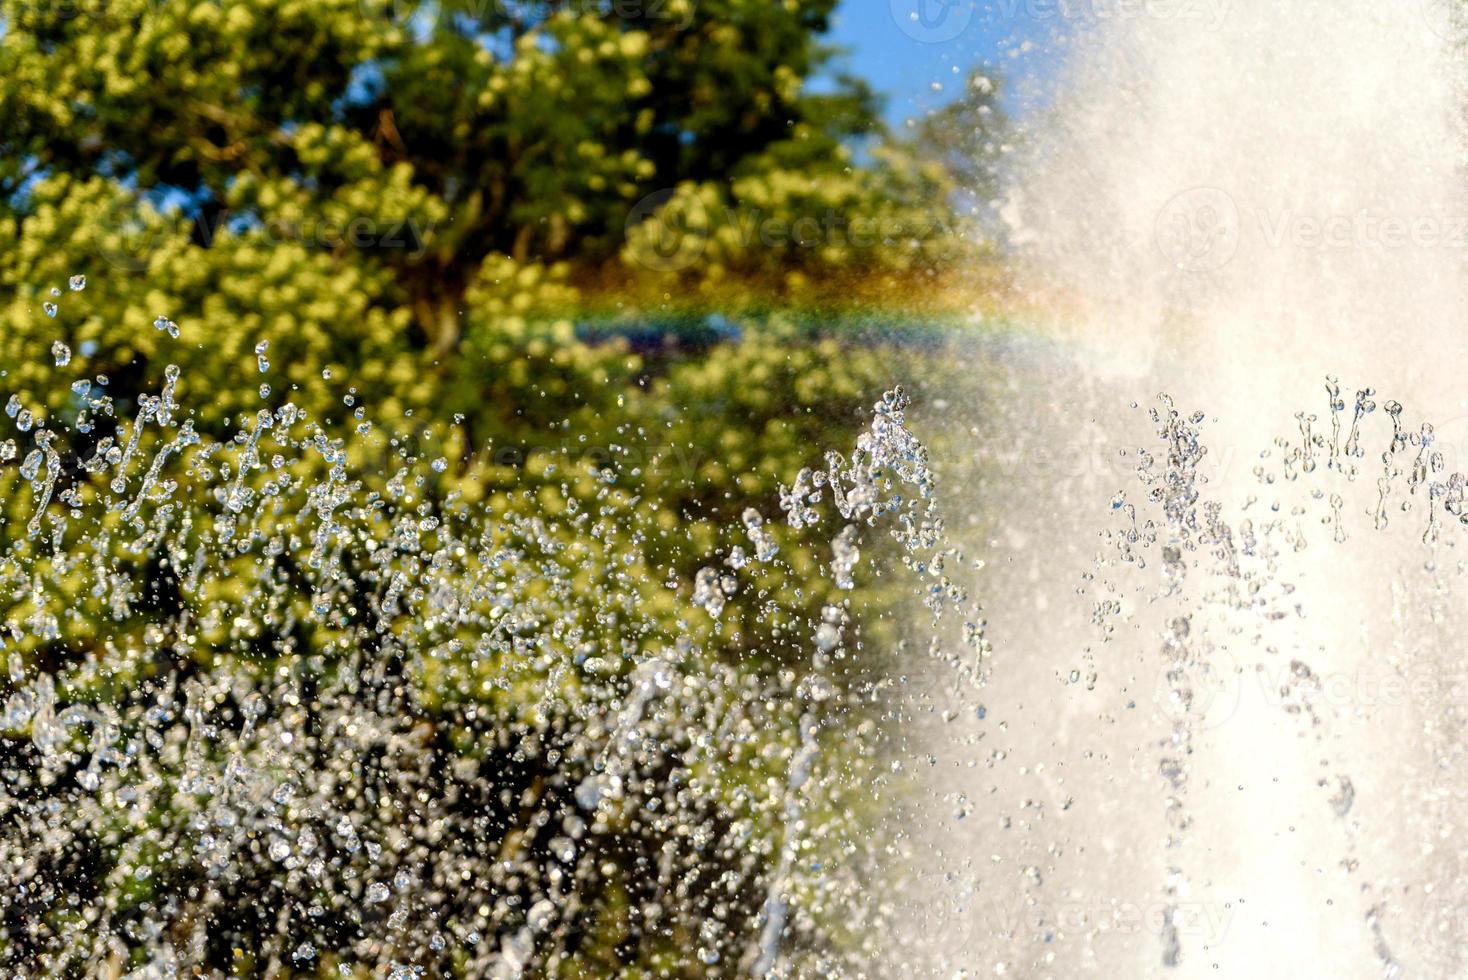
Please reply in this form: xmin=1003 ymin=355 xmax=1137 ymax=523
xmin=895 ymin=2 xmax=1468 ymax=977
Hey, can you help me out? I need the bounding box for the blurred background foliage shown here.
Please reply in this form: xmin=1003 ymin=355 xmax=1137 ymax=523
xmin=0 ymin=0 xmax=1003 ymax=973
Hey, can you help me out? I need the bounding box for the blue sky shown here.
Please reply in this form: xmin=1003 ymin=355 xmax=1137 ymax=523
xmin=830 ymin=0 xmax=1068 ymax=128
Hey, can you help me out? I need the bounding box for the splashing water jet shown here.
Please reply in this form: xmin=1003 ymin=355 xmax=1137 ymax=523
xmin=894 ymin=1 xmax=1468 ymax=977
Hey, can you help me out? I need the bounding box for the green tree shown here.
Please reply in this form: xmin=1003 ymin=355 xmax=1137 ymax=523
xmin=0 ymin=0 xmax=929 ymax=357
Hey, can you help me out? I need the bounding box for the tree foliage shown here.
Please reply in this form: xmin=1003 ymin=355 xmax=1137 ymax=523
xmin=0 ymin=2 xmax=994 ymax=972
xmin=0 ymin=0 xmax=978 ymax=353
